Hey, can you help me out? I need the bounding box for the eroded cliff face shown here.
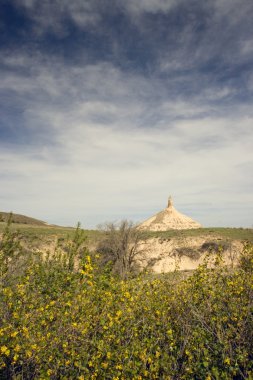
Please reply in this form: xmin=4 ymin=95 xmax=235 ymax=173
xmin=134 ymin=236 xmax=243 ymax=273
xmin=0 ymin=228 xmax=245 ymax=275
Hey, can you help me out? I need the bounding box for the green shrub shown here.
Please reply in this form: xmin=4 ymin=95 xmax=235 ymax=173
xmin=0 ymin=224 xmax=252 ymax=379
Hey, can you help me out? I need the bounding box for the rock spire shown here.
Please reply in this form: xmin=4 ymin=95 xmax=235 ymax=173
xmin=167 ymin=196 xmax=173 ymax=208
xmin=138 ymin=197 xmax=201 ymax=231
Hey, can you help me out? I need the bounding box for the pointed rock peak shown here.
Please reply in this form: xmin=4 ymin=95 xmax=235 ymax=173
xmin=138 ymin=196 xmax=202 ymax=231
xmin=167 ymin=196 xmax=173 ymax=208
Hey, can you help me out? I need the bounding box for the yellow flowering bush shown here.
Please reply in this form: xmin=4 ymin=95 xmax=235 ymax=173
xmin=0 ymin=223 xmax=253 ymax=379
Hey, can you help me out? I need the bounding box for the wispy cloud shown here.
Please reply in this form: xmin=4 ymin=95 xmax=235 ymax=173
xmin=122 ymin=0 xmax=178 ymax=15
xmin=0 ymin=0 xmax=253 ymax=227
xmin=12 ymin=0 xmax=102 ymax=35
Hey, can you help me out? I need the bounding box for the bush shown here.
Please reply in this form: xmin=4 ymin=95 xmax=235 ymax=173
xmin=200 ymin=240 xmax=231 ymax=253
xmin=0 ymin=214 xmax=26 ymax=285
xmin=0 ymin=224 xmax=252 ymax=379
xmin=97 ymin=220 xmax=141 ymax=279
xmin=174 ymin=247 xmax=201 ymax=260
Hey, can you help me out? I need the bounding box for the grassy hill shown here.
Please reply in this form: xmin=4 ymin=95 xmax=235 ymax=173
xmin=0 ymin=211 xmax=49 ymax=226
xmin=0 ymin=214 xmax=252 ymax=246
xmin=0 ymin=214 xmax=102 ymax=250
xmin=143 ymin=227 xmax=253 ymax=243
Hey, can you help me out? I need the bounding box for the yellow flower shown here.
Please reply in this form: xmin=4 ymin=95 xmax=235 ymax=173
xmin=22 ymin=327 xmax=29 ymax=337
xmin=3 ymin=288 xmax=13 ymax=297
xmin=12 ymin=354 xmax=19 ymax=364
xmin=26 ymin=350 xmax=32 ymax=358
xmin=224 ymin=357 xmax=231 ymax=365
xmin=14 ymin=344 xmax=21 ymax=352
xmin=1 ymin=346 xmax=10 ymax=356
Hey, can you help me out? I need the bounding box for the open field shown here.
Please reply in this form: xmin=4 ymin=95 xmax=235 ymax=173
xmin=0 ymin=222 xmax=102 ymax=243
xmin=142 ymin=227 xmax=253 ymax=243
xmin=1 ymin=222 xmax=253 ymax=243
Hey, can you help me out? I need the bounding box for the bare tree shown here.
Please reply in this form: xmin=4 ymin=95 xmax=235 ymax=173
xmin=97 ymin=220 xmax=142 ymax=279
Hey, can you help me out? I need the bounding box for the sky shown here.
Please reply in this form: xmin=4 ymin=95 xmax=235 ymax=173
xmin=0 ymin=0 xmax=253 ymax=228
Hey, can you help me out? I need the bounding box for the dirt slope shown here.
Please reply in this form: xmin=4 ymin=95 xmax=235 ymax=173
xmin=135 ymin=235 xmax=243 ymax=273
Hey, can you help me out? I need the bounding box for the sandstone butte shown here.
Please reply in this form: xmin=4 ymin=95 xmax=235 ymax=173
xmin=138 ymin=196 xmax=202 ymax=231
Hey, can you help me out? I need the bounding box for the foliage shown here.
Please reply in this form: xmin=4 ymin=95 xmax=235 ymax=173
xmin=0 ymin=214 xmax=24 ymax=284
xmin=0 ymin=222 xmax=253 ymax=379
xmin=200 ymin=240 xmax=231 ymax=253
xmin=174 ymin=246 xmax=201 ymax=260
xmin=238 ymin=242 xmax=253 ymax=272
xmin=55 ymin=221 xmax=88 ymax=271
xmin=97 ymin=220 xmax=142 ymax=279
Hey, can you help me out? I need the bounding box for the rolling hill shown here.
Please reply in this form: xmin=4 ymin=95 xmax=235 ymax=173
xmin=0 ymin=211 xmax=49 ymax=226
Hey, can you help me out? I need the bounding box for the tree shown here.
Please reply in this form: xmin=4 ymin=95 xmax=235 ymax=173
xmin=97 ymin=220 xmax=142 ymax=279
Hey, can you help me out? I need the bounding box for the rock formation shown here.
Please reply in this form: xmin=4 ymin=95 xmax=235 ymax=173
xmin=138 ymin=196 xmax=201 ymax=231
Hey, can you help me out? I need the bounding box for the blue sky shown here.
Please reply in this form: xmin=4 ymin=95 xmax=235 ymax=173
xmin=0 ymin=0 xmax=253 ymax=228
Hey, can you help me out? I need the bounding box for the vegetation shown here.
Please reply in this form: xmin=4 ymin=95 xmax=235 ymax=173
xmin=144 ymin=228 xmax=253 ymax=243
xmin=0 ymin=212 xmax=48 ymax=226
xmin=1 ymin=215 xmax=253 ymax=244
xmin=97 ymin=220 xmax=142 ymax=279
xmin=0 ymin=220 xmax=253 ymax=379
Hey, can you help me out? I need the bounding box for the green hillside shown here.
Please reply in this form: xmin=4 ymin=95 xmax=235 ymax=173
xmin=0 ymin=211 xmax=48 ymax=226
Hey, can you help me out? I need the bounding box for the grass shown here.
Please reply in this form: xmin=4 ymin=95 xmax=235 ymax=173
xmin=0 ymin=211 xmax=47 ymax=226
xmin=143 ymin=227 xmax=253 ymax=243
xmin=0 ymin=222 xmax=100 ymax=238
xmin=1 ymin=223 xmax=252 ymax=246
xmin=0 ymin=222 xmax=104 ymax=250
